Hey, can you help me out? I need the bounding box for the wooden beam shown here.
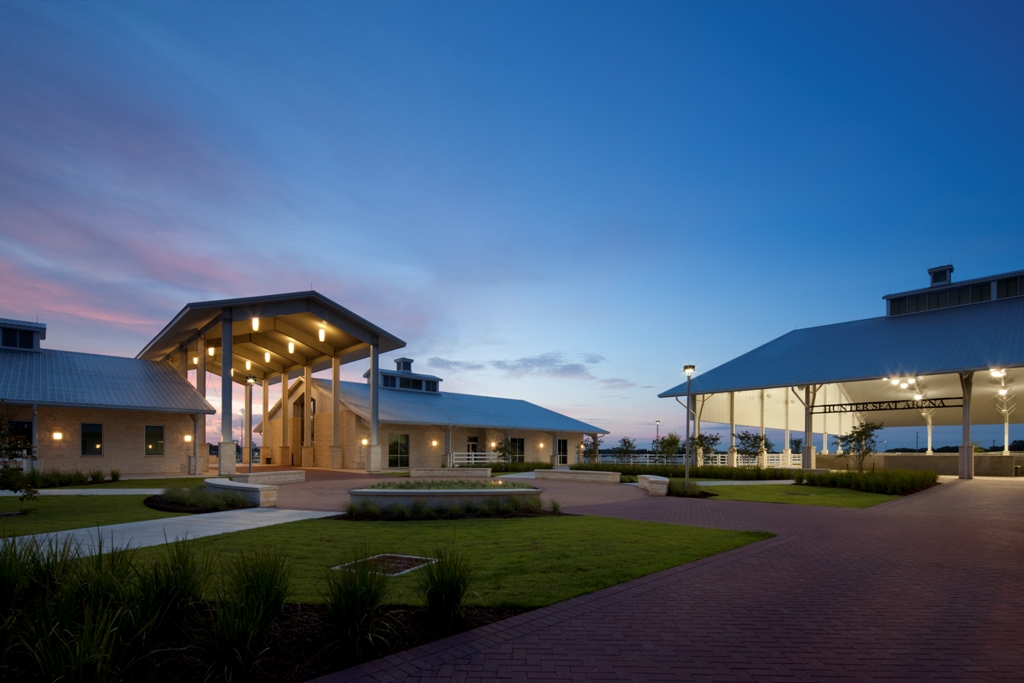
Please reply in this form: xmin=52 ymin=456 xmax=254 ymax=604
xmin=230 ymin=344 xmax=286 ymax=374
xmin=272 ymin=318 xmax=336 ymax=357
xmin=232 ymin=333 xmax=307 ymax=368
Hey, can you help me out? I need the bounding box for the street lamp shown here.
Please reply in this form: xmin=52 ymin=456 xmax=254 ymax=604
xmin=684 ymin=365 xmax=695 ymax=489
xmin=655 ymin=420 xmax=660 ymax=441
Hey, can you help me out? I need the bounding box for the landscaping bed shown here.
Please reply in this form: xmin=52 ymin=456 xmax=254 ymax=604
xmin=793 ymin=468 xmax=938 ymax=495
xmin=363 ymin=479 xmax=534 ymax=490
xmin=343 ymin=496 xmax=562 ymax=521
xmin=144 ymin=486 xmax=254 ymax=514
xmin=573 ymin=463 xmax=796 ymax=480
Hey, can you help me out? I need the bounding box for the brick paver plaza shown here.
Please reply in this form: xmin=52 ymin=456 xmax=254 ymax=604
xmin=308 ymin=475 xmax=1023 ymax=682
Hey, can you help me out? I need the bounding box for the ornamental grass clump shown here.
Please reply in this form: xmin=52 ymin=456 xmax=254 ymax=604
xmin=109 ymin=469 xmax=121 ymax=482
xmin=794 ymin=469 xmax=937 ymax=496
xmin=416 ymin=544 xmax=474 ymax=624
xmin=201 ymin=549 xmax=291 ymax=682
xmin=24 ymin=468 xmax=91 ymax=489
xmin=136 ymin=538 xmax=211 ymax=641
xmin=161 ymin=485 xmax=250 ymax=512
xmin=323 ymin=546 xmax=393 ymax=657
xmin=87 ymin=469 xmax=105 ymax=484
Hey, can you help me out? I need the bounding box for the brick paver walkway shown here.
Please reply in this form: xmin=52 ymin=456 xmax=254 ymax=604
xmin=314 ymin=476 xmax=1024 ymax=682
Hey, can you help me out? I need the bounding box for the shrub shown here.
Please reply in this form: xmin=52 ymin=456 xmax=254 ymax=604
xmin=23 ymin=468 xmax=91 ymax=489
xmin=571 ymin=463 xmax=795 ymax=480
xmin=323 ymin=546 xmax=392 ymax=656
xmin=365 ymin=479 xmax=533 ymax=490
xmin=386 ymin=504 xmax=409 ymax=521
xmin=440 ymin=502 xmax=463 ymax=520
xmin=161 ymin=485 xmax=251 ymax=512
xmin=109 ymin=469 xmax=121 ymax=482
xmin=416 ymin=544 xmax=474 ymax=624
xmin=667 ymin=480 xmax=705 ymax=497
xmin=201 ymin=549 xmax=290 ymax=682
xmin=794 ymin=469 xmax=937 ymax=496
xmin=87 ymin=469 xmax=105 ymax=484
xmin=549 ymin=499 xmax=562 ymax=515
xmin=409 ymin=500 xmax=435 ymax=520
xmin=346 ymin=501 xmax=381 ymax=520
xmin=136 ymin=538 xmax=211 ymax=640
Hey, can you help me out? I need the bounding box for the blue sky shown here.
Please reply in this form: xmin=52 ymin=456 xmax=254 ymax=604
xmin=2 ymin=1 xmax=1022 ymax=448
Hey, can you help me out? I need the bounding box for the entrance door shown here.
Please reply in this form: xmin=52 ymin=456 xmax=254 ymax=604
xmin=467 ymin=437 xmax=479 ymax=463
xmin=557 ymin=439 xmax=568 ymax=465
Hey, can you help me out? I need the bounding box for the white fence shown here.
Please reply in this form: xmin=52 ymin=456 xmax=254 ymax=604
xmin=449 ymin=451 xmax=505 ymax=467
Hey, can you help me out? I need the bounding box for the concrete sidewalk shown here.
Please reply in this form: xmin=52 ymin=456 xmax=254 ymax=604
xmin=18 ymin=507 xmax=334 ymax=555
xmin=0 ymin=488 xmax=165 ymax=496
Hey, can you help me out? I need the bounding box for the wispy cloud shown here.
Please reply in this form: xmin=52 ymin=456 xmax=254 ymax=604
xmin=426 ymin=357 xmax=486 ymax=372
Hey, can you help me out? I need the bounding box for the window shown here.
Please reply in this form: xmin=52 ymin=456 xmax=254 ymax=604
xmin=557 ymin=439 xmax=568 ymax=456
xmin=18 ymin=330 xmax=32 ymax=349
xmin=970 ymin=284 xmax=991 ymax=303
xmin=145 ymin=426 xmax=164 ymax=455
xmin=997 ymin=278 xmax=1019 ymax=299
xmin=510 ymin=437 xmax=525 ymax=463
xmin=6 ymin=421 xmax=31 ymax=451
xmin=398 ymin=377 xmax=423 ymax=390
xmin=388 ymin=433 xmax=409 ymax=467
xmin=425 ymin=380 xmax=438 ymax=392
xmin=1 ymin=328 xmax=16 ymax=347
xmin=82 ymin=424 xmax=102 ymax=456
xmin=382 ymin=375 xmax=397 ymax=388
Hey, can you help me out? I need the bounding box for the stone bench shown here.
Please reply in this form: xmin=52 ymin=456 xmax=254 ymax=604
xmin=411 ymin=468 xmax=491 ymax=478
xmin=638 ymin=474 xmax=669 ymax=496
xmin=535 ymin=469 xmax=621 ymax=484
xmin=205 ymin=478 xmax=277 ymax=507
xmin=230 ymin=470 xmax=305 ymax=485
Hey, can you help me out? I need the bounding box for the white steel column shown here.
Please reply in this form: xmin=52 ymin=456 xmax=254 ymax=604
xmin=302 ymin=364 xmax=313 ymax=467
xmin=368 ymin=342 xmax=381 ymax=472
xmin=261 ymin=377 xmax=269 ymax=465
xmin=758 ymin=389 xmax=766 ymax=467
xmin=784 ymin=392 xmax=791 ymax=455
xmin=280 ymin=373 xmax=291 ymax=465
xmin=330 ymin=356 xmax=342 ymax=469
xmin=820 ymin=385 xmax=828 ymax=455
xmin=926 ymin=413 xmax=934 ymax=454
xmin=244 ymin=381 xmax=253 ymax=472
xmin=728 ymin=391 xmax=737 ymax=467
xmin=802 ymin=385 xmax=817 ymax=469
xmin=218 ymin=316 xmax=235 ymax=476
xmin=835 ymin=412 xmax=844 ymax=454
xmin=445 ymin=427 xmax=454 ymax=467
xmin=30 ymin=404 xmax=38 ymax=472
xmin=196 ymin=337 xmax=206 ymax=473
xmin=959 ymin=372 xmax=974 ymax=479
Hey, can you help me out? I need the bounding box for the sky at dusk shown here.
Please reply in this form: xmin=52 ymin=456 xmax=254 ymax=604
xmin=2 ymin=1 xmax=1022 ymax=449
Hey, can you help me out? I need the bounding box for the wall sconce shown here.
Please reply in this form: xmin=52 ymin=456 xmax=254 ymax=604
xmin=184 ymin=434 xmax=193 ymax=443
xmin=539 ymin=442 xmax=544 ymax=448
xmin=252 ymin=317 xmax=260 ymax=331
xmin=361 ymin=438 xmax=369 ymax=446
xmin=52 ymin=431 xmax=63 ymax=440
xmin=491 ymin=442 xmax=496 ymax=448
xmin=431 ymin=440 xmax=438 ymax=447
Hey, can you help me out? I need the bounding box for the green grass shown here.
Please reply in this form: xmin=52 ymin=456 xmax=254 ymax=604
xmin=71 ymin=477 xmax=210 ymax=489
xmin=134 ymin=516 xmax=770 ymax=606
xmin=0 ymin=495 xmax=185 ymax=537
xmin=697 ymin=483 xmax=898 ymax=508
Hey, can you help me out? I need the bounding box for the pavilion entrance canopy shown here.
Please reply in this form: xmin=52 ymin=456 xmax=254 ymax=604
xmin=137 ymin=291 xmax=405 ymax=384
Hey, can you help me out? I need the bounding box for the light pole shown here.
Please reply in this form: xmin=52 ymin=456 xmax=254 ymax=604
xmin=684 ymin=365 xmax=695 ymax=489
xmin=655 ymin=420 xmax=660 ymax=444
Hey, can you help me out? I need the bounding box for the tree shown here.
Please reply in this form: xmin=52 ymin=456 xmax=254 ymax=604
xmin=734 ymin=431 xmax=774 ymax=465
xmin=687 ymin=433 xmax=721 ymax=464
xmin=612 ymin=437 xmax=636 ymax=464
xmin=836 ymin=421 xmax=884 ymax=473
xmin=790 ymin=437 xmax=803 ymax=453
xmin=0 ymin=413 xmax=36 ymax=500
xmin=658 ymin=432 xmax=681 ymax=464
xmin=582 ymin=435 xmax=603 ymax=464
xmin=1011 ymin=439 xmax=1024 ymax=452
xmin=492 ymin=437 xmax=518 ymax=465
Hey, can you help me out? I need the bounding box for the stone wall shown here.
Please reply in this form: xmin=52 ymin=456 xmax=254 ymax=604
xmin=814 ymin=452 xmax=1024 ymax=477
xmin=33 ymin=406 xmax=193 ymax=475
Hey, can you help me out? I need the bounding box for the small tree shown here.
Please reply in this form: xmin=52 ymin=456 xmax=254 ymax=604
xmin=687 ymin=433 xmax=721 ymax=464
xmin=612 ymin=437 xmax=636 ymax=464
xmin=582 ymin=435 xmax=602 ymax=464
xmin=836 ymin=422 xmax=884 ymax=473
xmin=790 ymin=437 xmax=803 ymax=453
xmin=492 ymin=437 xmax=518 ymax=466
xmin=0 ymin=413 xmax=36 ymax=499
xmin=734 ymin=431 xmax=774 ymax=466
xmin=659 ymin=432 xmax=681 ymax=463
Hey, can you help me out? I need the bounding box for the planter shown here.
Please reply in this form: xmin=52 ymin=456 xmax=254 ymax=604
xmin=349 ymin=487 xmax=540 ymax=510
xmin=537 ymin=469 xmax=621 ymax=484
xmin=410 ymin=467 xmax=491 ymax=478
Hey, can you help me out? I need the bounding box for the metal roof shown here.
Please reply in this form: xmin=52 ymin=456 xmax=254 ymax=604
xmin=0 ymin=348 xmax=215 ymax=414
xmin=660 ymin=295 xmax=1024 ymax=398
xmin=136 ymin=291 xmax=406 ymax=385
xmin=258 ymin=378 xmax=607 ymax=434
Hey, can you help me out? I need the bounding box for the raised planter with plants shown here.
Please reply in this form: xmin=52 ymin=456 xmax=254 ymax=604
xmin=349 ymin=479 xmax=540 ymax=512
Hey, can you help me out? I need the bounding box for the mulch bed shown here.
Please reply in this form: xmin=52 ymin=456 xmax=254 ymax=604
xmin=126 ymin=603 xmax=528 ymax=683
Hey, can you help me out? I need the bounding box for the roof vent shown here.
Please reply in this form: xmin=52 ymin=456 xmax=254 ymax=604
xmin=395 ymin=357 xmax=413 ymax=373
xmin=927 ymin=264 xmax=953 ymax=287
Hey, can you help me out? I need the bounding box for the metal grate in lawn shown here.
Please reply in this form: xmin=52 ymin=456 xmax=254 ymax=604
xmin=332 ymin=553 xmax=436 ymax=576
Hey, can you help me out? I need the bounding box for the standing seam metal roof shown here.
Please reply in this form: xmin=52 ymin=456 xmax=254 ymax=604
xmin=659 ymin=296 xmax=1024 ymax=397
xmin=0 ymin=348 xmax=215 ymax=413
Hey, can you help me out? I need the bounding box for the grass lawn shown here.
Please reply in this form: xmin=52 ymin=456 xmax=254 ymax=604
xmin=0 ymin=495 xmax=185 ymax=537
xmin=136 ymin=516 xmax=770 ymax=606
xmin=696 ymin=482 xmax=898 ymax=508
xmin=70 ymin=477 xmax=210 ymax=489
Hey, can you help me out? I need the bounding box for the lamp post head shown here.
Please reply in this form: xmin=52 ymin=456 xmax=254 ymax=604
xmin=684 ymin=364 xmax=695 ymax=377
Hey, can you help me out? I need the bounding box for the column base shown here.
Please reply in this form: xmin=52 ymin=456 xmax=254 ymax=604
xmin=727 ymin=448 xmax=737 ymax=468
xmin=279 ymin=446 xmax=291 ymax=467
xmin=958 ymin=446 xmax=974 ymax=479
xmin=329 ymin=445 xmax=342 ymax=469
xmin=801 ymin=446 xmax=817 ymax=470
xmin=368 ymin=444 xmax=382 ymax=473
xmin=301 ymin=446 xmax=314 ymax=468
xmin=757 ymin=452 xmax=767 ymax=469
xmin=218 ymin=442 xmax=237 ymax=476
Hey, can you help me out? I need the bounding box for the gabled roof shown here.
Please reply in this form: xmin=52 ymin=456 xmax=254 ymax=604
xmin=0 ymin=348 xmax=215 ymax=414
xmin=660 ymin=295 xmax=1024 ymax=397
xmin=258 ymin=377 xmax=607 ymax=434
xmin=137 ymin=291 xmax=405 ymax=385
